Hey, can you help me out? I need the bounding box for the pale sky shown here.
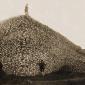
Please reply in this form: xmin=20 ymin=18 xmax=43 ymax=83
xmin=0 ymin=0 xmax=85 ymax=49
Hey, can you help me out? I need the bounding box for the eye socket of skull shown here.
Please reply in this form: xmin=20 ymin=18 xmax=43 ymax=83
xmin=0 ymin=62 xmax=3 ymax=70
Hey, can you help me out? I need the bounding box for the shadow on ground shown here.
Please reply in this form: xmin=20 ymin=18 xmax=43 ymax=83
xmin=0 ymin=65 xmax=85 ymax=85
xmin=0 ymin=70 xmax=85 ymax=85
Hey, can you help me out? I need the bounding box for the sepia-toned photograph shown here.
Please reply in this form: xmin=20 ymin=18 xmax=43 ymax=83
xmin=0 ymin=0 xmax=85 ymax=85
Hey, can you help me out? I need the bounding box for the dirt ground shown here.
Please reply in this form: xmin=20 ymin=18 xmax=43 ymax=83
xmin=0 ymin=70 xmax=85 ymax=85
